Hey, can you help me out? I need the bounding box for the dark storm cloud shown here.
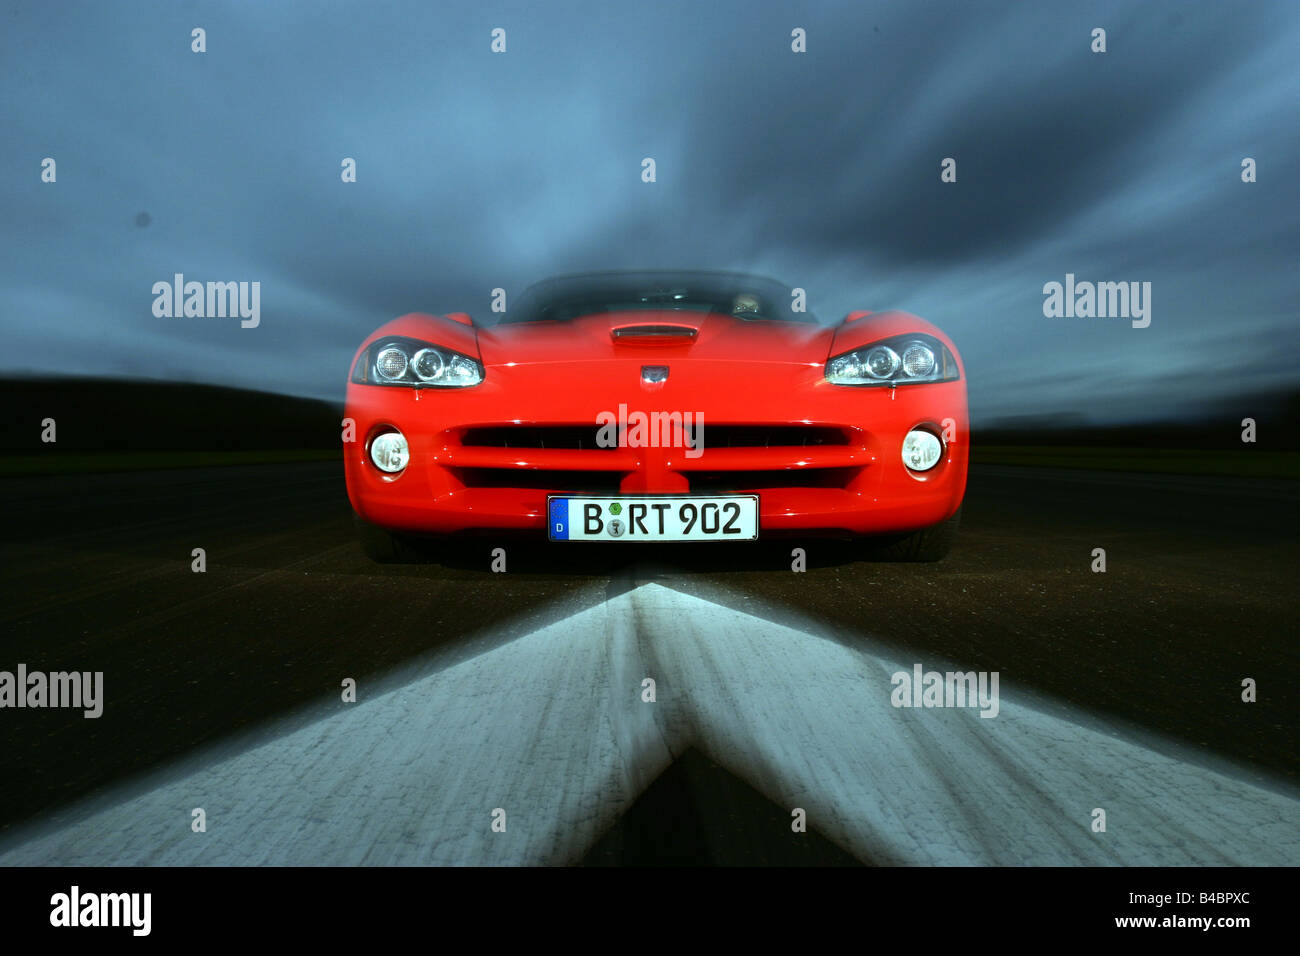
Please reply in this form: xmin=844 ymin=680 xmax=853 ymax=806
xmin=1 ymin=0 xmax=1297 ymax=424
xmin=675 ymin=3 xmax=1285 ymax=264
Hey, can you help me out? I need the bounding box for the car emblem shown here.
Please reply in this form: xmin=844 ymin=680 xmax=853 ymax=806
xmin=641 ymin=365 xmax=669 ymax=383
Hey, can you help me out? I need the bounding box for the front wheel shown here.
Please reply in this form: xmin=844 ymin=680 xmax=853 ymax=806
xmin=865 ymin=506 xmax=962 ymax=562
xmin=354 ymin=515 xmax=428 ymax=563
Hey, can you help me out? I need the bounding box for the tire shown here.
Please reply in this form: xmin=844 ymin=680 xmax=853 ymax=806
xmin=866 ymin=506 xmax=962 ymax=562
xmin=354 ymin=515 xmax=428 ymax=563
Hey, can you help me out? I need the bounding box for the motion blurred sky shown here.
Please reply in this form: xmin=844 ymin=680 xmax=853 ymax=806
xmin=2 ymin=0 xmax=1297 ymax=424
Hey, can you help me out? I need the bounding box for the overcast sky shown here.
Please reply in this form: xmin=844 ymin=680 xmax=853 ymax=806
xmin=2 ymin=0 xmax=1297 ymax=425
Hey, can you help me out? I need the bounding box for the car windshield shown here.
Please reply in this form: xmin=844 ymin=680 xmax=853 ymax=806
xmin=494 ymin=271 xmax=816 ymax=325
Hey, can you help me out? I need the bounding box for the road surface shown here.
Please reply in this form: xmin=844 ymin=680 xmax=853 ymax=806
xmin=0 ymin=462 xmax=1295 ymax=864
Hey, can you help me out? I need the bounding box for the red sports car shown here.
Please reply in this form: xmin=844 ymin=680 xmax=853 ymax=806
xmin=344 ymin=271 xmax=967 ymax=561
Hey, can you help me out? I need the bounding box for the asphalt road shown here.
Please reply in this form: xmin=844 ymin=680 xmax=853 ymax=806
xmin=0 ymin=461 xmax=1295 ymax=864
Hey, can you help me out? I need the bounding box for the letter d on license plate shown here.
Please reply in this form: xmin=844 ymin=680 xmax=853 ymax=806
xmin=548 ymin=495 xmax=759 ymax=542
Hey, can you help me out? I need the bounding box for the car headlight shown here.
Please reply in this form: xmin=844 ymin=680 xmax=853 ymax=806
xmin=352 ymin=336 xmax=484 ymax=387
xmin=826 ymin=333 xmax=958 ymax=386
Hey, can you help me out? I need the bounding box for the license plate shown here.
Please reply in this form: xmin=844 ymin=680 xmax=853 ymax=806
xmin=548 ymin=495 xmax=759 ymax=542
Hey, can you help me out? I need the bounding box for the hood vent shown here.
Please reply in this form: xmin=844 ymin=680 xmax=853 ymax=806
xmin=611 ymin=323 xmax=699 ymax=342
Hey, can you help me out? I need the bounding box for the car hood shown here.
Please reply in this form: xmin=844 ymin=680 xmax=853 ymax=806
xmin=475 ymin=310 xmax=833 ymax=367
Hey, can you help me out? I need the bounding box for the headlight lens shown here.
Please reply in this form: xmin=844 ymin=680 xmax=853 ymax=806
xmin=901 ymin=342 xmax=935 ymax=377
xmin=826 ymin=334 xmax=958 ymax=386
xmin=446 ymin=354 xmax=482 ymax=385
xmin=865 ymin=346 xmax=900 ymax=378
xmin=352 ymin=336 xmax=484 ymax=387
xmin=826 ymin=354 xmax=863 ymax=380
xmin=375 ymin=347 xmax=410 ymax=382
xmin=412 ymin=348 xmax=445 ymax=383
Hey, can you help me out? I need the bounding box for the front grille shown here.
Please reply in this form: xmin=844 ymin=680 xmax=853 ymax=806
xmin=460 ymin=424 xmax=848 ymax=450
xmin=461 ymin=426 xmax=610 ymax=450
xmin=453 ymin=467 xmax=623 ymax=492
xmin=686 ymin=468 xmax=858 ymax=492
xmin=696 ymin=426 xmax=847 ymax=448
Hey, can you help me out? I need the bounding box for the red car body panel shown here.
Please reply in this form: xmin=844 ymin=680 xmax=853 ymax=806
xmin=344 ymin=308 xmax=968 ymax=538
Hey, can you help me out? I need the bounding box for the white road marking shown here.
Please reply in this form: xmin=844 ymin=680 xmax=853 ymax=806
xmin=1 ymin=583 xmax=1295 ymax=864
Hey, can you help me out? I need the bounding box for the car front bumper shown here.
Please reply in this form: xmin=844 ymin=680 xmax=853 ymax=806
xmin=343 ymin=366 xmax=968 ymax=538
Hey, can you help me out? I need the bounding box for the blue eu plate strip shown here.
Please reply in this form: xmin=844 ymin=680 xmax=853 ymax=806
xmin=549 ymin=497 xmax=569 ymax=540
